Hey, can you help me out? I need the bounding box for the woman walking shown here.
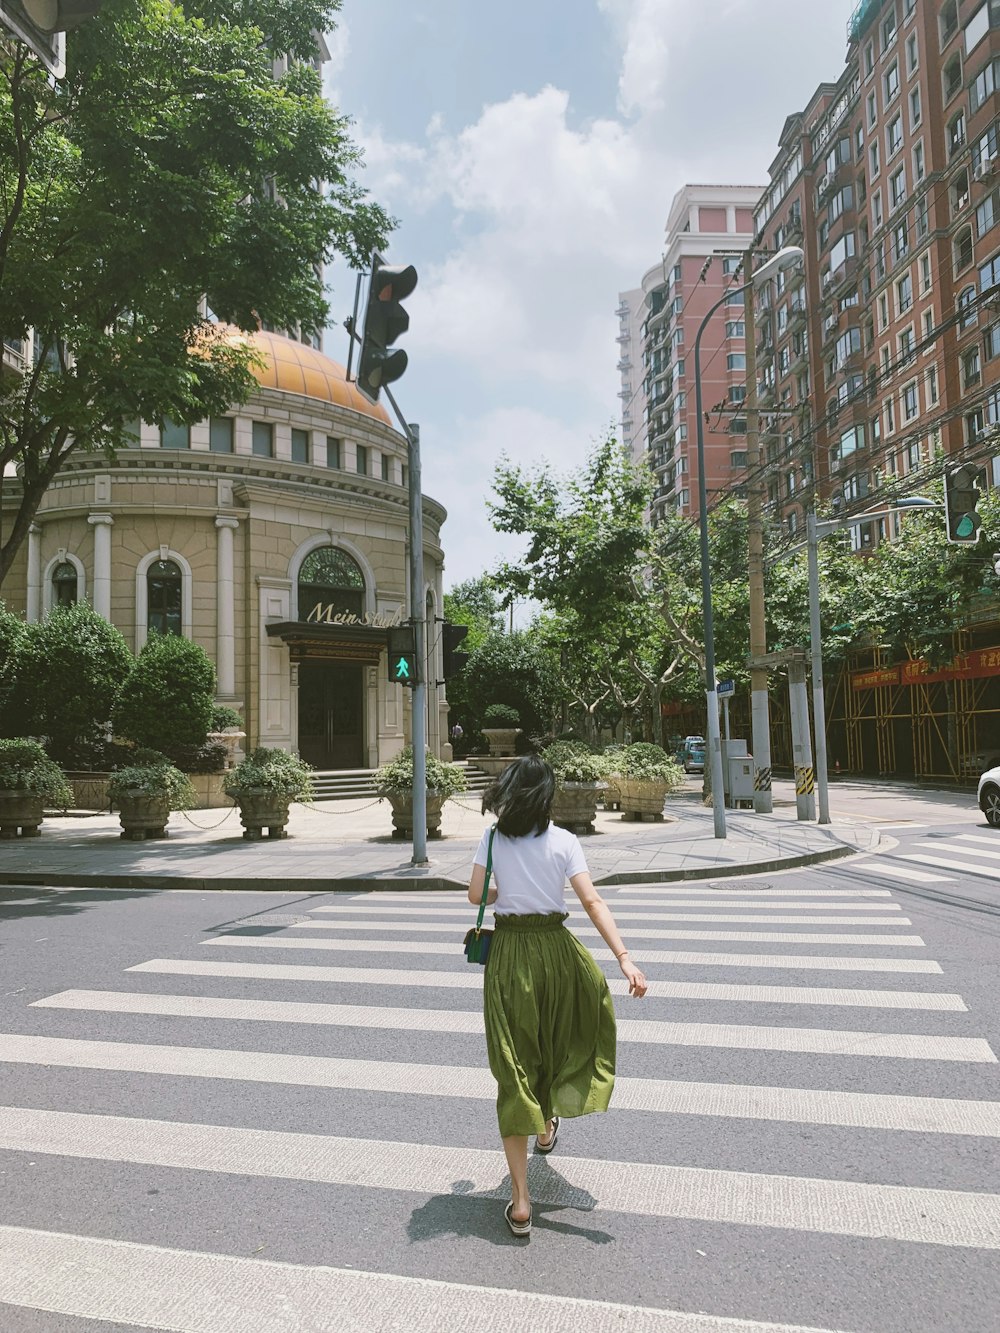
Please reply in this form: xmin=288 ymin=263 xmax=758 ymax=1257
xmin=468 ymin=753 xmax=647 ymax=1237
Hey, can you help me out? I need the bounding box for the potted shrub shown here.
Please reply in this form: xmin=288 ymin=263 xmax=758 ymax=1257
xmin=543 ymin=741 xmax=607 ymax=834
xmin=0 ymin=739 xmax=74 ymax=838
xmin=601 ymin=743 xmax=625 ymax=811
xmin=224 ymin=747 xmax=313 ymax=841
xmin=375 ymin=747 xmax=468 ymax=839
xmin=481 ymin=704 xmax=521 ymax=757
xmin=207 ymin=704 xmax=246 ymax=770
xmin=618 ymin=742 xmax=684 ymax=821
xmin=108 ymin=757 xmax=195 ymax=840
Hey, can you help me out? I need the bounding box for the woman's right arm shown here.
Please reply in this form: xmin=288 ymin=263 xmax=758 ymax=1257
xmin=569 ymin=871 xmax=647 ymax=997
xmin=468 ymin=862 xmax=498 ymax=906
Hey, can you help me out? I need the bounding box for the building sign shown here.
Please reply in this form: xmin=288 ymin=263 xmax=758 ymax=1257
xmin=852 ymin=647 xmax=1000 ymax=691
xmin=305 ymin=604 xmax=404 ymax=629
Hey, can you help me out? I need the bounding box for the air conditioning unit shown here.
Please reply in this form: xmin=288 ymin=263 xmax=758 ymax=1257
xmin=817 ymin=174 xmax=831 ymax=195
xmin=974 ymin=156 xmax=997 ymax=180
xmin=822 ymin=272 xmax=833 ymax=291
xmin=824 ymin=314 xmax=838 ymax=333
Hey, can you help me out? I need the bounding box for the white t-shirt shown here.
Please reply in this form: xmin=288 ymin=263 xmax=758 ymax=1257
xmin=473 ymin=822 xmax=589 ymax=915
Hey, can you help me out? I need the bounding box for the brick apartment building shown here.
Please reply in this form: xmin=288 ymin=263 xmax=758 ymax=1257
xmin=618 ymin=184 xmax=763 ymax=525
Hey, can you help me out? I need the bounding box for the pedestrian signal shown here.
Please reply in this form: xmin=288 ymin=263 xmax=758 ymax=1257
xmin=944 ymin=462 xmax=986 ymax=544
xmin=388 ymin=625 xmax=417 ymax=687
xmin=442 ymin=621 xmax=470 ymax=681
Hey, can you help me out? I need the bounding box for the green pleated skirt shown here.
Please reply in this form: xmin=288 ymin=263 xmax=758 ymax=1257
xmin=483 ymin=912 xmax=617 ymax=1137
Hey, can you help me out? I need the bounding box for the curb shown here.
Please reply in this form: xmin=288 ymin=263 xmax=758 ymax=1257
xmin=0 ymin=841 xmax=859 ymax=893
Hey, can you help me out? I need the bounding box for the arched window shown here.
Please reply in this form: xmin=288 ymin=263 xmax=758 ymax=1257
xmin=147 ymin=558 xmax=182 ymax=636
xmin=298 ymin=547 xmax=365 ymax=621
xmin=51 ymin=560 xmax=78 ymax=608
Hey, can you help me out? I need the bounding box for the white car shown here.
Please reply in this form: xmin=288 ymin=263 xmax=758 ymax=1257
xmin=977 ymin=765 xmax=1000 ymax=827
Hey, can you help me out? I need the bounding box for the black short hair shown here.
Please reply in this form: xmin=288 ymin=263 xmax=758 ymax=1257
xmin=481 ymin=754 xmax=554 ymax=838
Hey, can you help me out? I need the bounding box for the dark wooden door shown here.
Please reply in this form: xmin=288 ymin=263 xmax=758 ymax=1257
xmin=298 ymin=663 xmax=365 ymax=769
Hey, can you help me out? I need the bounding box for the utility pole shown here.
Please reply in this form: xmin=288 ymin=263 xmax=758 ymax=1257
xmin=743 ymin=247 xmax=773 ymax=813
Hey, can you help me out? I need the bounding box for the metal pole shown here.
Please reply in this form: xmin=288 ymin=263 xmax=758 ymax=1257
xmin=807 ymin=509 xmax=831 ymax=824
xmin=743 ymin=249 xmax=773 ymax=813
xmin=787 ymin=657 xmax=816 ymax=822
xmin=694 ymin=304 xmax=727 ymax=839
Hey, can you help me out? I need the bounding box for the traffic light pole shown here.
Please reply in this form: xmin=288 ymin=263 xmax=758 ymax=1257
xmin=384 ymin=391 xmax=428 ymax=867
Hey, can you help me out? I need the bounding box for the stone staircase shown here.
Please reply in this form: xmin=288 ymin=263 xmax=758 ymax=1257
xmin=309 ymin=760 xmax=491 ymax=802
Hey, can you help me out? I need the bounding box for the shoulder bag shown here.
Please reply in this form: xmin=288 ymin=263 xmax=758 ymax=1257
xmin=463 ymin=825 xmax=496 ymax=965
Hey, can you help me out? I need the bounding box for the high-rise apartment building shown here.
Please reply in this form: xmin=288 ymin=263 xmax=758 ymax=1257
xmin=754 ymin=0 xmax=1000 ymax=544
xmin=615 ymin=286 xmax=646 ymax=461
xmin=618 ymin=184 xmax=763 ymax=525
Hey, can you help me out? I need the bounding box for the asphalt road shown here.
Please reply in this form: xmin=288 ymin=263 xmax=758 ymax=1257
xmin=0 ymin=817 xmax=998 ymax=1332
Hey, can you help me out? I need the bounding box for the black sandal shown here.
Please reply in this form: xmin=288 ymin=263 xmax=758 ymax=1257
xmin=504 ymin=1201 xmax=531 ymax=1236
xmin=535 ymin=1116 xmax=560 ymax=1155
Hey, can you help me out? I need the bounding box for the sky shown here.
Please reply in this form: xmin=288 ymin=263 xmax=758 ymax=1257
xmin=322 ymin=0 xmax=856 ymax=602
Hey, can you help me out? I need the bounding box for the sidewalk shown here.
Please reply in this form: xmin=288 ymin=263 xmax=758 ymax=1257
xmin=0 ymin=777 xmax=891 ymax=891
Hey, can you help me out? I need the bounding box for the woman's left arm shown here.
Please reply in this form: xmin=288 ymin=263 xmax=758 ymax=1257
xmin=468 ymin=862 xmax=498 ymax=905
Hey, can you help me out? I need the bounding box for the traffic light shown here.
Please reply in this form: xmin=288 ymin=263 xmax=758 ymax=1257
xmin=442 ymin=622 xmax=470 ymax=681
xmin=944 ymin=462 xmax=986 ymax=544
xmin=1 ymin=0 xmax=105 ymax=77
xmin=387 ymin=625 xmax=417 ymax=687
xmin=356 ymin=255 xmax=417 ymax=403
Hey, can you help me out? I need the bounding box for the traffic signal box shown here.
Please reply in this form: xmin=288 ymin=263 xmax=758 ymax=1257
xmin=944 ymin=462 xmax=986 ymax=544
xmin=357 ymin=256 xmax=418 ymax=404
xmin=1 ymin=0 xmax=105 ymax=77
xmin=388 ymin=625 xmax=417 ymax=687
xmin=442 ymin=622 xmax=470 ymax=680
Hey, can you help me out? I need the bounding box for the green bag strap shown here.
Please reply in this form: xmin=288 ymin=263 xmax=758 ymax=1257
xmin=475 ymin=825 xmax=496 ymax=933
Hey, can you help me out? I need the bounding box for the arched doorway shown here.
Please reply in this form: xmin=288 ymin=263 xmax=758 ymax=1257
xmin=296 ymin=546 xmax=367 ymax=769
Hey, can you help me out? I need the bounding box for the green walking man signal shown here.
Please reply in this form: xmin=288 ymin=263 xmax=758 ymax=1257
xmin=388 ymin=625 xmax=418 ymax=688
xmin=943 ymin=462 xmax=986 ymax=544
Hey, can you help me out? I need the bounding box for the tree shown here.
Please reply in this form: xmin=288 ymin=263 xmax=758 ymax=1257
xmin=113 ymin=633 xmax=216 ymax=755
xmin=0 ymin=601 xmax=26 ymax=733
xmin=453 ymin=628 xmax=561 ymax=742
xmin=9 ymin=602 xmax=132 ymax=763
xmin=0 ymin=0 xmax=393 ymax=586
xmin=443 ymin=576 xmax=504 ymax=653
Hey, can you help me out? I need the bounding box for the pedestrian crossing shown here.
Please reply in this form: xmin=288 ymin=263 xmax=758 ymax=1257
xmin=842 ymin=829 xmax=1000 ymax=886
xmin=1 ymin=875 xmax=998 ymax=1332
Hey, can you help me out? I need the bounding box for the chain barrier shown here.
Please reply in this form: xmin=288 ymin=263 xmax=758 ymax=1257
xmin=180 ymin=806 xmax=238 ymax=831
xmin=297 ymin=797 xmax=387 ymax=816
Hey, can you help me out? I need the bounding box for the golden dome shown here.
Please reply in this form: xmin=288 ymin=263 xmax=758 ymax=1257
xmin=216 ymin=326 xmax=392 ymax=426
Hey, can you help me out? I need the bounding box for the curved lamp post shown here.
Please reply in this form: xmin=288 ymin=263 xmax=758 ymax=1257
xmin=694 ymin=246 xmax=804 ymax=838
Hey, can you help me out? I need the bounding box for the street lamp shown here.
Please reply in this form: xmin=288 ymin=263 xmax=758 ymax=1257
xmin=694 ymin=246 xmax=804 ymax=838
xmin=807 ymin=494 xmax=937 ymax=825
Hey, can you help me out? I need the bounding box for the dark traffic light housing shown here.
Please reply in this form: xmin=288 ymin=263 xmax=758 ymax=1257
xmin=388 ymin=624 xmax=417 ymax=687
xmin=356 ymin=255 xmax=417 ymax=403
xmin=944 ymin=462 xmax=986 ymax=544
xmin=1 ymin=0 xmax=105 ymax=76
xmin=442 ymin=622 xmax=470 ymax=681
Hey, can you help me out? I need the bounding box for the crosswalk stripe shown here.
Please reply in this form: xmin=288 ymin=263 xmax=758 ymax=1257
xmin=286 ymin=921 xmax=926 ymax=946
xmin=34 ymin=990 xmax=991 ymax=1062
xmin=0 ymin=1224 xmax=856 ymax=1333
xmin=308 ymin=905 xmax=909 ymax=921
xmin=612 ymin=888 xmax=893 ymax=898
xmin=2 ymin=1106 xmax=999 ymax=1248
xmin=953 ymin=834 xmax=1000 ymax=849
xmin=205 ymin=934 xmax=944 ymax=972
xmin=2 ymin=1032 xmax=996 ymax=1133
xmin=900 ymin=852 xmax=1000 ymax=881
xmin=936 ymin=837 xmax=1000 ymax=860
xmin=127 ymin=960 xmax=968 ymax=1010
xmin=854 ymin=864 xmax=956 ymax=883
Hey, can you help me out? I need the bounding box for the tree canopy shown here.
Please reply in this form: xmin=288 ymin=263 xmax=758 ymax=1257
xmin=0 ymin=0 xmax=393 ymax=584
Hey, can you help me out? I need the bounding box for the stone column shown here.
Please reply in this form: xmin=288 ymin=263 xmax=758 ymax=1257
xmin=215 ymin=517 xmax=239 ymax=697
xmin=26 ymin=524 xmax=42 ymax=622
xmin=87 ymin=513 xmax=114 ymax=620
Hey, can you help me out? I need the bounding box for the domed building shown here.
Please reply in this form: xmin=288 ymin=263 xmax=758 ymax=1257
xmin=5 ymin=329 xmax=451 ymax=772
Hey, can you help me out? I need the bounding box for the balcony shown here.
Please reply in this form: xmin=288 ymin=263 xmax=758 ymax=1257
xmin=846 ymin=0 xmax=880 ymax=42
xmin=788 ymin=300 xmax=807 ymax=333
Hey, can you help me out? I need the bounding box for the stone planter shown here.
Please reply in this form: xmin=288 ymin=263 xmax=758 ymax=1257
xmin=551 ymin=781 xmax=606 ymax=835
xmin=383 ymin=789 xmax=447 ymax=839
xmin=116 ymin=791 xmax=171 ymax=841
xmin=481 ymin=727 xmax=521 ymax=758
xmin=0 ymin=791 xmax=44 ymax=839
xmin=619 ymin=777 xmax=672 ymax=822
xmin=232 ymin=789 xmax=293 ymax=841
xmin=207 ymin=730 xmax=246 ymax=770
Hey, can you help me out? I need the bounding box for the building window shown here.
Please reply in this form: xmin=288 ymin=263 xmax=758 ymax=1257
xmin=725 ymin=291 xmax=744 ymax=307
xmin=726 ymin=353 xmax=746 ymax=372
xmin=923 ymin=307 xmax=935 ymax=341
xmin=959 ymin=284 xmax=979 ymax=327
xmin=865 ymin=40 xmax=875 ymax=77
xmin=906 ymin=30 xmax=918 ymax=72
xmin=913 ymin=141 xmax=925 ymax=181
xmin=949 ymin=110 xmax=966 ymax=157
xmin=885 ymin=397 xmax=896 ymax=433
xmin=899 ymin=327 xmax=915 ymax=364
xmin=209 ymin=417 xmax=233 ymax=453
xmin=51 ymin=561 xmax=78 ymax=608
xmin=977 ymin=189 xmax=998 ymax=239
xmin=970 ymin=57 xmax=999 ymax=111
xmin=870 ymin=141 xmax=881 ymax=178
xmin=981 ymin=252 xmax=1000 ymax=291
xmin=887 ymin=115 xmax=903 ymax=157
xmin=730 ymin=451 xmax=747 ymax=469
xmin=963 ymin=345 xmax=982 ymax=388
xmin=147 ymin=559 xmax=182 ymax=637
xmin=251 ymin=421 xmax=273 ymax=457
xmin=873 ymin=190 xmax=883 ymax=228
xmin=725 ymin=321 xmax=745 ymax=338
xmin=916 ymin=194 xmax=930 ymax=238
xmin=291 ymin=428 xmax=310 ymax=464
xmin=943 ymin=51 xmax=963 ymax=101
xmin=903 ymin=382 xmax=919 ymax=420
xmin=965 ymin=2 xmax=994 ymax=55
xmin=122 ymin=418 xmax=142 ymax=447
xmin=883 ymin=7 xmax=897 ymax=50
xmin=984 ymin=321 xmax=1000 ymax=360
xmin=297 ymin=546 xmax=365 ymax=622
xmin=955 ymin=226 xmax=974 ymax=271
xmin=910 ymin=86 xmax=922 ymax=128
xmin=867 ymin=90 xmax=878 ymax=128
xmin=159 ymin=419 xmax=190 ymax=450
xmin=381 ymin=452 xmax=391 ymax=482
xmin=356 ymin=443 xmax=369 ymax=475
xmin=927 ymin=363 xmax=939 ymax=402
xmin=892 ymin=218 xmax=909 ymax=263
xmin=885 ymin=61 xmax=900 ymax=102
xmin=326 ymin=436 xmax=341 ymax=468
xmin=897 ymin=272 xmax=913 ymax=312
xmin=722 ymin=257 xmax=741 ymax=274
xmin=890 ymin=165 xmax=907 ymax=209
xmin=730 ymin=384 xmax=747 ymax=403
